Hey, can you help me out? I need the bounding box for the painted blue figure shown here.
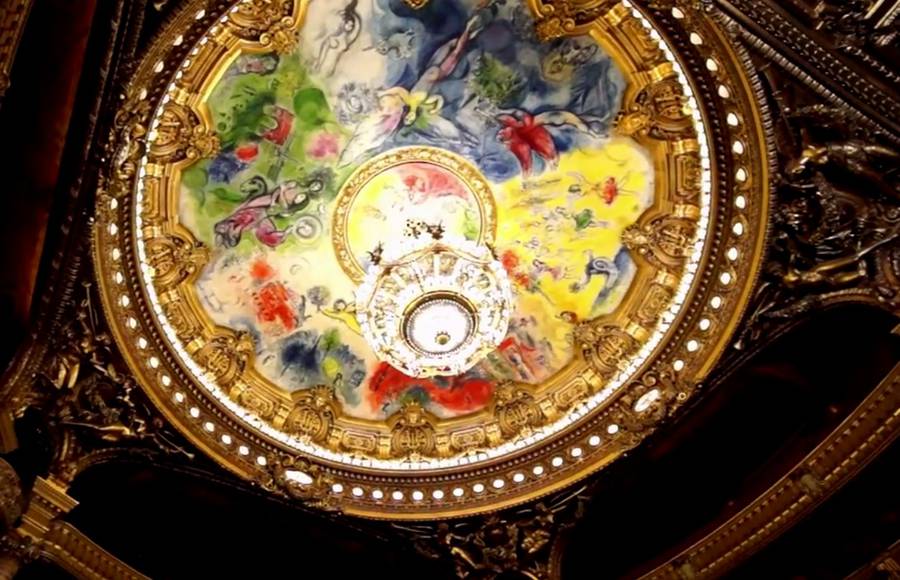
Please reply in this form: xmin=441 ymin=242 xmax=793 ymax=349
xmin=570 ymin=247 xmax=633 ymax=314
xmin=341 ymin=0 xmax=625 ymax=181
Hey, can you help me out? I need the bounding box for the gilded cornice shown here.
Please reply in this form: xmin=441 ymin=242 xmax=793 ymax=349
xmin=0 ymin=471 xmax=146 ymax=580
xmin=639 ymin=362 xmax=900 ymax=579
xmin=41 ymin=522 xmax=148 ymax=580
xmin=711 ymin=0 xmax=900 ymax=140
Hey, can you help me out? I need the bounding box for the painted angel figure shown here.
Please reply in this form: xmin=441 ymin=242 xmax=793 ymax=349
xmin=338 ymin=11 xmax=487 ymax=167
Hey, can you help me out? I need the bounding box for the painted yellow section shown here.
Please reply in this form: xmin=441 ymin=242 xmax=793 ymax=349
xmin=345 ymin=166 xmax=483 ymax=266
xmin=493 ymin=137 xmax=653 ymax=360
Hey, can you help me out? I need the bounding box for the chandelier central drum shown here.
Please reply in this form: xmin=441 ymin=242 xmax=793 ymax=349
xmin=355 ymin=234 xmax=512 ymax=378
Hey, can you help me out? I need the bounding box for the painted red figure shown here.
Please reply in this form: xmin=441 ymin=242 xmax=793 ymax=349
xmin=602 ymin=176 xmax=620 ymax=205
xmin=497 ymin=112 xmax=558 ymax=176
xmin=254 ymin=282 xmax=296 ymax=331
xmin=400 ymin=165 xmax=470 ymax=203
xmin=500 ymin=250 xmax=531 ymax=288
xmin=249 ymin=259 xmax=296 ymax=331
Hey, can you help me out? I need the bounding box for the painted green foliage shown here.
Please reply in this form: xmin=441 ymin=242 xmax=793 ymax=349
xmin=181 ymin=54 xmax=352 ymax=248
xmin=470 ymin=54 xmax=526 ymax=108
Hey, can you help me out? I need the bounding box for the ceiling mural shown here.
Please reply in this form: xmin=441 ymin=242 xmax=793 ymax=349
xmin=93 ymin=0 xmax=771 ymax=518
xmin=178 ymin=0 xmax=650 ymax=421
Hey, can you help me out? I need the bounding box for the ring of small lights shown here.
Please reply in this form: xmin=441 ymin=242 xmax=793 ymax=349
xmin=93 ymin=0 xmax=771 ymax=519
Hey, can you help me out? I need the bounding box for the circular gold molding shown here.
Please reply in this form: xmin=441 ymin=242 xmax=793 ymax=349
xmin=93 ymin=0 xmax=770 ymax=519
xmin=332 ymin=146 xmax=499 ymax=283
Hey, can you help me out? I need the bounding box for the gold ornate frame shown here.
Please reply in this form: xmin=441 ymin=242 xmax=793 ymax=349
xmin=92 ymin=0 xmax=770 ymax=519
xmin=332 ymin=146 xmax=499 ymax=282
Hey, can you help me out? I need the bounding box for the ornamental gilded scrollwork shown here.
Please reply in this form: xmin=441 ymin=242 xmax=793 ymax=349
xmin=158 ymin=298 xmax=202 ymax=343
xmin=549 ymin=377 xmax=591 ymax=413
xmin=674 ymin=153 xmax=703 ymax=204
xmin=596 ymin=370 xmax=683 ymax=449
xmin=148 ymin=100 xmax=219 ymax=165
xmin=284 ymin=385 xmax=339 ymax=443
xmin=104 ymin=89 xmax=151 ymax=200
xmin=143 ymin=226 xmax=209 ymax=293
xmin=389 ymin=402 xmax=438 ymax=459
xmin=576 ymin=324 xmax=641 ymax=380
xmin=635 ymin=283 xmax=676 ymax=328
xmin=193 ymin=332 xmax=255 ymax=389
xmin=263 ymin=455 xmax=336 ymax=510
xmin=492 ymin=382 xmax=545 ymax=439
xmin=235 ymin=385 xmax=279 ymax=421
xmin=529 ymin=0 xmax=617 ymax=41
xmin=623 ymin=215 xmax=697 ymax=273
xmin=227 ymin=0 xmax=298 ymax=54
xmin=621 ymin=370 xmax=681 ymax=423
xmin=616 ymin=77 xmax=696 ymax=141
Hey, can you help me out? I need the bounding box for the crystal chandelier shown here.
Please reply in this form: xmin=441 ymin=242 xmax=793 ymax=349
xmin=355 ymin=227 xmax=512 ymax=378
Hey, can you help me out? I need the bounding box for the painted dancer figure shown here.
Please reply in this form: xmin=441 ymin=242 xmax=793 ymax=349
xmin=313 ymin=0 xmax=362 ymax=75
xmin=214 ymin=181 xmax=310 ymax=248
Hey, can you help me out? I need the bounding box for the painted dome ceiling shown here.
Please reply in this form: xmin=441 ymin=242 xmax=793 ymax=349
xmin=182 ymin=0 xmax=651 ymax=421
xmin=95 ymin=0 xmax=770 ymax=518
